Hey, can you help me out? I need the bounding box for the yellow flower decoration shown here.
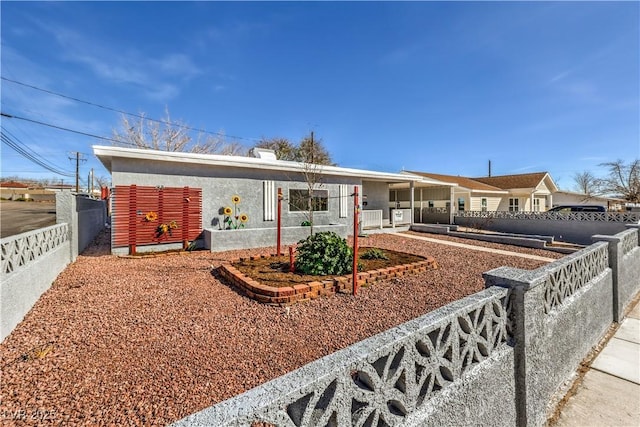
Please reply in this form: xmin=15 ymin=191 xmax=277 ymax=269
xmin=239 ymin=213 xmax=249 ymax=223
xmin=145 ymin=211 xmax=158 ymax=222
xmin=169 ymin=220 xmax=178 ymax=229
xmin=231 ymin=195 xmax=241 ymax=204
xmin=223 ymin=206 xmax=233 ymax=216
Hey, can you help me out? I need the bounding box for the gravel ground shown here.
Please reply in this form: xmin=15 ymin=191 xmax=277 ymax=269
xmin=1 ymin=231 xmax=559 ymax=426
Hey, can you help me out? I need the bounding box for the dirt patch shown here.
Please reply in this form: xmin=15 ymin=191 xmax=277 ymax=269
xmin=232 ymin=247 xmax=426 ymax=288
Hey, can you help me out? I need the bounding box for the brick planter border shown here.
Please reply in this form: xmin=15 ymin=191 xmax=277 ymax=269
xmin=216 ymin=253 xmax=438 ymax=306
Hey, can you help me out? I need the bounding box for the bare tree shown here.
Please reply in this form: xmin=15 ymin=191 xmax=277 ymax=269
xmin=112 ymin=108 xmax=246 ymax=155
xmin=599 ymin=159 xmax=640 ymax=202
xmin=297 ymin=133 xmax=334 ymax=165
xmin=573 ymin=171 xmax=600 ymax=196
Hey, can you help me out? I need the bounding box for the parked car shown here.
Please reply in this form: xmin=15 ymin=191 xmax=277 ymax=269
xmin=548 ymin=205 xmax=606 ymax=212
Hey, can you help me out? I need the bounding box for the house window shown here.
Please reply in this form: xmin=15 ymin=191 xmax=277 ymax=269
xmin=428 ymin=200 xmax=434 ymax=208
xmin=458 ymin=197 xmax=465 ymax=211
xmin=289 ymin=189 xmax=328 ymax=212
xmin=481 ymin=198 xmax=487 ymax=212
xmin=533 ymin=198 xmax=541 ymax=212
xmin=509 ymin=198 xmax=519 ymax=212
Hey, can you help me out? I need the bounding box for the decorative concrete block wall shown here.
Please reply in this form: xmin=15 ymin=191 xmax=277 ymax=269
xmin=484 ymin=242 xmax=613 ymax=427
xmin=593 ymin=227 xmax=640 ymax=321
xmin=455 ymin=211 xmax=640 ymax=245
xmin=0 ymin=224 xmax=70 ymax=342
xmin=172 ymin=287 xmax=516 ymax=427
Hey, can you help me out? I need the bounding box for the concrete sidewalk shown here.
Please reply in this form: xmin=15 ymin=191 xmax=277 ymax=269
xmin=553 ymin=299 xmax=640 ymax=427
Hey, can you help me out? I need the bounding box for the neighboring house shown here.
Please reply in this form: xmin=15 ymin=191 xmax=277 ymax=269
xmin=393 ymin=171 xmax=559 ymax=214
xmin=473 ymin=172 xmax=558 ymax=212
xmin=552 ymin=191 xmax=625 ymax=211
xmin=93 ymin=145 xmax=430 ymax=253
xmin=0 ymin=181 xmax=30 ymax=200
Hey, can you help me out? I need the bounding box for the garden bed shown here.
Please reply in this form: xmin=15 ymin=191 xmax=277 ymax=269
xmin=218 ymin=248 xmax=437 ymax=305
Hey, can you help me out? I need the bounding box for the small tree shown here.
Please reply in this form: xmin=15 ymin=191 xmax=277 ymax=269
xmin=572 ymin=171 xmax=600 ymax=196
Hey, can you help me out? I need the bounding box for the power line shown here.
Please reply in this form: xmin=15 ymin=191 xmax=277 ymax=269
xmin=1 ymin=76 xmax=260 ymax=142
xmin=1 ymin=112 xmax=129 ymax=145
xmin=0 ymin=130 xmax=75 ymax=177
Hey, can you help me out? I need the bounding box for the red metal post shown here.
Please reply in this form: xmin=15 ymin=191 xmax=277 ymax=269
xmin=289 ymin=246 xmax=295 ymax=272
xmin=353 ymin=185 xmax=359 ymax=295
xmin=277 ymin=187 xmax=282 ymax=256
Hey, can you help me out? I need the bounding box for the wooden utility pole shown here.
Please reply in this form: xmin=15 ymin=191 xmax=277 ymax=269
xmin=69 ymin=152 xmax=86 ymax=193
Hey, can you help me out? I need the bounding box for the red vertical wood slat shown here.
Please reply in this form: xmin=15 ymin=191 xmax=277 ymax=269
xmin=157 ymin=187 xmax=164 ymax=242
xmin=182 ymin=186 xmax=190 ymax=249
xmin=128 ymin=185 xmax=137 ymax=255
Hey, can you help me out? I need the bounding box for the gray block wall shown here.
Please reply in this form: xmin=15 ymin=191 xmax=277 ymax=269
xmin=56 ymin=192 xmax=107 ymax=259
xmin=172 ymin=287 xmax=516 ymax=427
xmin=455 ymin=214 xmax=637 ymax=245
xmin=593 ymin=227 xmax=640 ymax=321
xmin=484 ymin=242 xmax=613 ymax=427
xmin=1 ymin=224 xmax=71 ymax=342
xmin=204 ymin=224 xmax=348 ymax=252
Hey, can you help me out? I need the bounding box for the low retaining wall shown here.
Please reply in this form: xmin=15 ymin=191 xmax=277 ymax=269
xmin=204 ymin=224 xmax=347 ymax=252
xmin=173 ymin=227 xmax=640 ymax=427
xmin=172 ymin=287 xmax=516 ymax=427
xmin=218 ymin=255 xmax=438 ymax=305
xmin=0 ymin=224 xmax=70 ymax=342
xmin=455 ymin=211 xmax=640 ymax=245
xmin=411 ymin=224 xmax=550 ymax=249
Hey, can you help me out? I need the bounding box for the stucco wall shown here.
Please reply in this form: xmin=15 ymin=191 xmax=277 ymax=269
xmin=110 ymin=158 xmax=363 ymax=252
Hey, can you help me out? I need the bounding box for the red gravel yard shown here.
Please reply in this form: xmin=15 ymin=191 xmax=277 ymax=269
xmin=0 ymin=231 xmax=561 ymax=426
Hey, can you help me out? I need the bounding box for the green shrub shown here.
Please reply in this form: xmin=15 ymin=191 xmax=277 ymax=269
xmin=295 ymin=231 xmax=353 ymax=275
xmin=360 ymin=248 xmax=389 ymax=260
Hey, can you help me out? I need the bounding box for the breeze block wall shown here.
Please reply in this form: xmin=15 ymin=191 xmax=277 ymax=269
xmin=0 ymin=224 xmax=71 ymax=342
xmin=171 ymin=287 xmax=517 ymax=427
xmin=484 ymin=242 xmax=613 ymax=427
xmin=593 ymin=226 xmax=640 ymax=321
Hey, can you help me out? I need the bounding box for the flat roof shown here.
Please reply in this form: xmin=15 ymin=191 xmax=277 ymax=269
xmin=93 ymin=145 xmax=446 ymax=184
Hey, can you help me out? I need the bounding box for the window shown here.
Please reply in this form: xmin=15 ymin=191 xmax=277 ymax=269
xmin=289 ymin=189 xmax=328 ymax=212
xmin=533 ymin=198 xmax=541 ymax=212
xmin=428 ymin=200 xmax=434 ymax=208
xmin=481 ymin=198 xmax=487 ymax=212
xmin=509 ymin=198 xmax=519 ymax=212
xmin=458 ymin=197 xmax=465 ymax=211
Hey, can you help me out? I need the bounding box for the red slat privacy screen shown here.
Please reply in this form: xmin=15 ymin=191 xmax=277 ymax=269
xmin=113 ymin=185 xmax=202 ymax=252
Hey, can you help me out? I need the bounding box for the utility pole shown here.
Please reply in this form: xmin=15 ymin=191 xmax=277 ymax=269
xmin=69 ymin=152 xmax=86 ymax=193
xmin=310 ymin=131 xmax=314 ymax=164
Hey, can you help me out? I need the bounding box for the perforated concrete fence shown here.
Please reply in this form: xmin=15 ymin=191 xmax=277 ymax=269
xmin=174 ymin=228 xmax=640 ymax=427
xmin=1 ymin=224 xmax=70 ymax=341
xmin=173 ymin=287 xmax=517 ymax=427
xmin=593 ymin=226 xmax=640 ymax=321
xmin=1 ymin=193 xmax=106 ymax=342
xmin=455 ymin=211 xmax=640 ymax=245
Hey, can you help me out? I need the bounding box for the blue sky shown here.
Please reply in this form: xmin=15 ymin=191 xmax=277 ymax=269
xmin=1 ymin=1 xmax=638 ymax=190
